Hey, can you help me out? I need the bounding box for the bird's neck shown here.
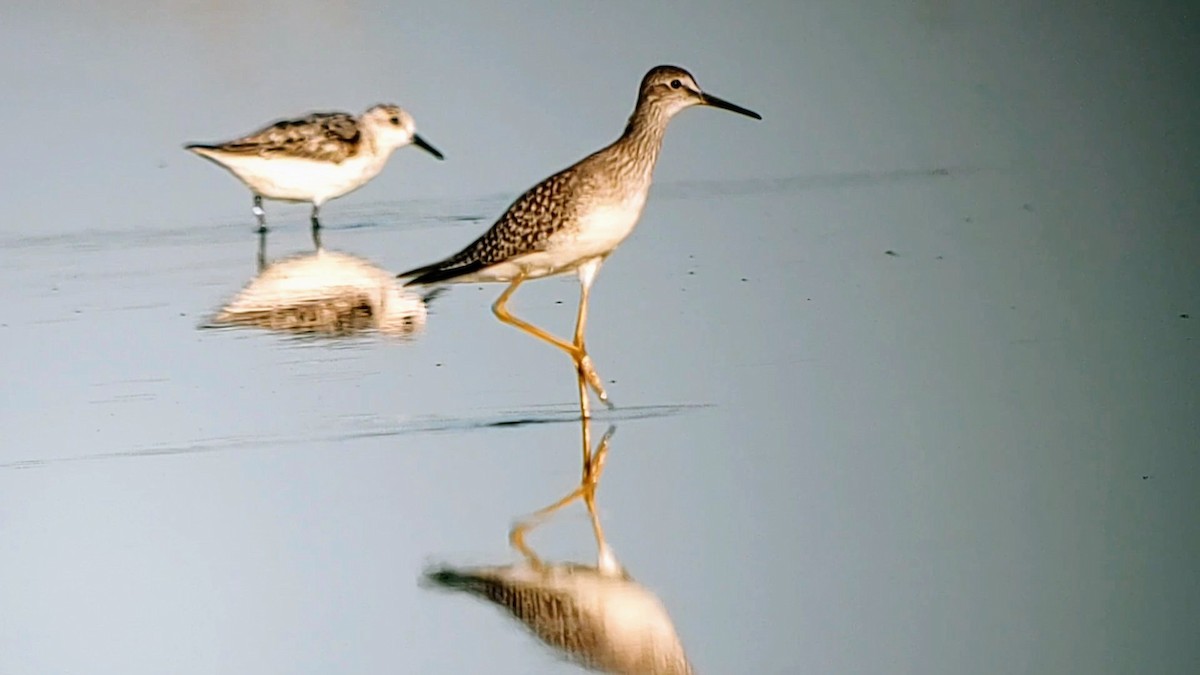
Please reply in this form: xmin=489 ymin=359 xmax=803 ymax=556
xmin=605 ymin=102 xmax=672 ymax=185
xmin=362 ymin=131 xmax=385 ymax=158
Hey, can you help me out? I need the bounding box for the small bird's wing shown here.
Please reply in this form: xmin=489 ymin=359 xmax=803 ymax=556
xmin=399 ymin=169 xmax=585 ymax=284
xmin=191 ymin=112 xmax=362 ymax=163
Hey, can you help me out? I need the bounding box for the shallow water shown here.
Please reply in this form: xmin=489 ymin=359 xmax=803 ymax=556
xmin=2 ymin=2 xmax=1198 ymax=674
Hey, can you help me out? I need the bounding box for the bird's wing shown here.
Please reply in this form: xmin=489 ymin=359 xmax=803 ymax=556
xmin=400 ymin=169 xmax=585 ymax=284
xmin=207 ymin=112 xmax=362 ymax=163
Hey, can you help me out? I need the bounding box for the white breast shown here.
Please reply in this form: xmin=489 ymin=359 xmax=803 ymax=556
xmin=570 ymin=192 xmax=648 ymax=257
xmin=482 ymin=191 xmax=650 ymax=282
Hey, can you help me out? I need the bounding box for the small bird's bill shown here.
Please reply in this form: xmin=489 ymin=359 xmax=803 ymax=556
xmin=413 ymin=134 xmax=444 ymax=160
xmin=700 ymin=92 xmax=762 ymax=120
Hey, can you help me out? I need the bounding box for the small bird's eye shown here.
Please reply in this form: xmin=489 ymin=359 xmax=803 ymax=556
xmin=389 ymin=116 xmax=401 ymax=125
xmin=670 ymin=79 xmax=682 ymax=89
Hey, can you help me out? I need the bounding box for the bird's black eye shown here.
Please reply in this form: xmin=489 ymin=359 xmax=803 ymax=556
xmin=389 ymin=116 xmax=401 ymax=125
xmin=670 ymin=79 xmax=682 ymax=89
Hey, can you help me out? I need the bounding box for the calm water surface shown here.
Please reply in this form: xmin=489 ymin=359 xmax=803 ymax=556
xmin=2 ymin=2 xmax=1197 ymax=674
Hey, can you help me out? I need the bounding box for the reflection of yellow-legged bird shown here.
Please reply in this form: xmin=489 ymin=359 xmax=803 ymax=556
xmin=399 ymin=65 xmax=760 ymax=413
xmin=185 ymin=104 xmax=443 ymax=246
xmin=423 ymin=424 xmax=694 ymax=674
xmin=423 ymin=562 xmax=691 ymax=675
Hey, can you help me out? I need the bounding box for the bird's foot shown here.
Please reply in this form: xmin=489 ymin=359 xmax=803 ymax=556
xmin=578 ymin=354 xmax=614 ymax=410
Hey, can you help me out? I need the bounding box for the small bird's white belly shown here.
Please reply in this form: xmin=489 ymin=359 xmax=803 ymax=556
xmin=210 ymin=153 xmax=387 ymax=204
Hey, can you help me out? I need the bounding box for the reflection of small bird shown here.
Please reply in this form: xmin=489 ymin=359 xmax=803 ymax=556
xmin=209 ymin=249 xmax=428 ymax=338
xmin=185 ymin=104 xmax=443 ymax=245
xmin=398 ymin=65 xmax=760 ymax=412
xmin=424 ymin=563 xmax=692 ymax=675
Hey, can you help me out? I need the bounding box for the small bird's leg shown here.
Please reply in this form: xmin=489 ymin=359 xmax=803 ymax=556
xmin=310 ymin=204 xmax=323 ymax=250
xmin=256 ymin=226 xmax=268 ymax=273
xmin=252 ymin=195 xmax=266 ymax=232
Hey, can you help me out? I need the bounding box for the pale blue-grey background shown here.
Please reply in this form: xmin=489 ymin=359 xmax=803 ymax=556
xmin=1 ymin=1 xmax=1197 ymax=673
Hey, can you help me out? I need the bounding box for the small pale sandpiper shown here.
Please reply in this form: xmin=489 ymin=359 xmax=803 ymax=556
xmin=186 ymin=104 xmax=443 ymax=246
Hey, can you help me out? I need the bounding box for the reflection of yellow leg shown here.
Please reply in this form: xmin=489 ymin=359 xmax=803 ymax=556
xmin=509 ymin=481 xmax=590 ymax=569
xmin=581 ymin=425 xmax=613 ymax=557
xmin=508 ymin=417 xmax=616 ymax=569
xmin=491 ymin=271 xmax=611 ymax=409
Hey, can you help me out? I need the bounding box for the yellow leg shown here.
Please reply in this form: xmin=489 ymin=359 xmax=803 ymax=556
xmin=571 ymin=262 xmax=612 ymax=409
xmin=491 ymin=272 xmax=611 ymax=408
xmin=576 ymin=359 xmax=593 ymax=438
xmin=492 ymin=273 xmax=578 ymax=356
xmin=573 ymin=265 xmax=592 ymax=346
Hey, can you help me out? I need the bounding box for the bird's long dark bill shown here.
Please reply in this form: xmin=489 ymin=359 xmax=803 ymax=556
xmin=413 ymin=134 xmax=444 ymax=160
xmin=701 ymin=92 xmax=762 ymax=120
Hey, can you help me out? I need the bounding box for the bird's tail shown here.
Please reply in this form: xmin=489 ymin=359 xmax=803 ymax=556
xmin=421 ymin=566 xmax=497 ymax=597
xmin=183 ymin=144 xmax=227 ymax=163
xmin=397 ymin=257 xmax=486 ymax=287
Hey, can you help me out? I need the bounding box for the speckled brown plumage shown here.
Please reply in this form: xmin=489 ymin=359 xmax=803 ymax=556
xmin=187 ymin=111 xmax=365 ymax=163
xmin=400 ymin=168 xmax=597 ymax=283
xmin=394 ymin=65 xmax=759 ymax=408
xmin=400 ymin=122 xmax=667 ymax=285
xmin=396 ymin=65 xmax=749 ymax=287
